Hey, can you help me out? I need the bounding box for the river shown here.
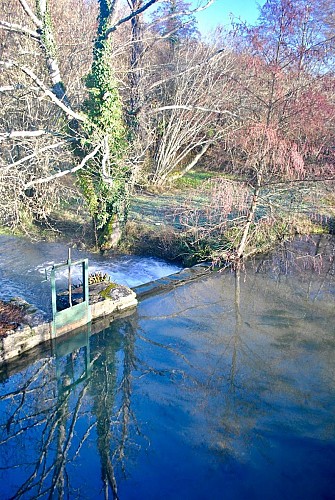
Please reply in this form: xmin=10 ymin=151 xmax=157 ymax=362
xmin=0 ymin=235 xmax=334 ymax=499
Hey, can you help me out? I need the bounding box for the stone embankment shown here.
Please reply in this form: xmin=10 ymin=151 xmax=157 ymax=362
xmin=0 ymin=283 xmax=137 ymax=363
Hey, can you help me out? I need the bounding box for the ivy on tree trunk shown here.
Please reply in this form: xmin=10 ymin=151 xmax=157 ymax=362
xmin=78 ymin=0 xmax=129 ymax=251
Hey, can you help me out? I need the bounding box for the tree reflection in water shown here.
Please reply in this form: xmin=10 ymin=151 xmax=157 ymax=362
xmin=0 ymin=235 xmax=334 ymax=499
xmin=0 ymin=315 xmax=141 ymax=499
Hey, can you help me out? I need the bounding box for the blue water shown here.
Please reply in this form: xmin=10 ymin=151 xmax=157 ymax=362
xmin=0 ymin=236 xmax=334 ymax=499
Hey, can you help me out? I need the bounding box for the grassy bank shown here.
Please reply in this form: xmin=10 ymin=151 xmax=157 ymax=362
xmin=122 ymin=174 xmax=335 ymax=265
xmin=2 ymin=171 xmax=334 ymax=266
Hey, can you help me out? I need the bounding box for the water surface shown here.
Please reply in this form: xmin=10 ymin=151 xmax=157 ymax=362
xmin=0 ymin=236 xmax=334 ymax=499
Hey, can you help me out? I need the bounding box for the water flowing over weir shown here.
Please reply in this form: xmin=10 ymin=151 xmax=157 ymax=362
xmin=0 ymin=235 xmax=181 ymax=316
xmin=0 ymin=235 xmax=334 ymax=499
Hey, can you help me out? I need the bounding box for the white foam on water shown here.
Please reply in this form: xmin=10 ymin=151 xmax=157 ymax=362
xmin=0 ymin=236 xmax=181 ymax=313
xmin=36 ymin=256 xmax=181 ymax=287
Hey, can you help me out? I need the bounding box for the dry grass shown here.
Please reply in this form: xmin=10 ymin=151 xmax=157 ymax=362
xmin=0 ymin=300 xmax=25 ymax=336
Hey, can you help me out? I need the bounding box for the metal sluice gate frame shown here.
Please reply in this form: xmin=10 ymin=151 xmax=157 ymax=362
xmin=49 ymin=250 xmax=91 ymax=338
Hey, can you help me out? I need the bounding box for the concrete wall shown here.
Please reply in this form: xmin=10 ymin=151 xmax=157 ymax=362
xmin=0 ymin=289 xmax=138 ymax=364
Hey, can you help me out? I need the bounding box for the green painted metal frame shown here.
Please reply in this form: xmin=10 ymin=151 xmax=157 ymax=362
xmin=50 ymin=257 xmax=91 ymax=337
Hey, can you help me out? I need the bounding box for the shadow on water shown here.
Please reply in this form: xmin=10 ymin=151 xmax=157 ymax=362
xmin=0 ymin=235 xmax=334 ymax=499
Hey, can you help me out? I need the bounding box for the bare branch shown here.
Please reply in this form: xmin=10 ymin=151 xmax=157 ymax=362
xmin=0 ymin=85 xmax=16 ymax=92
xmin=0 ymin=20 xmax=40 ymax=39
xmin=18 ymin=64 xmax=84 ymax=121
xmin=24 ymin=141 xmax=102 ymax=188
xmin=105 ymin=0 xmax=214 ymax=37
xmin=148 ymin=48 xmax=226 ymax=91
xmin=170 ymin=143 xmax=211 ymax=181
xmin=0 ymin=130 xmax=47 ymax=142
xmin=150 ymin=105 xmax=237 ymax=116
xmin=148 ymin=0 xmax=215 ymax=29
xmin=18 ymin=0 xmax=43 ymax=28
xmin=105 ymin=0 xmax=160 ymax=37
xmin=2 ymin=141 xmax=67 ymax=168
xmin=1 ymin=61 xmax=85 ymax=122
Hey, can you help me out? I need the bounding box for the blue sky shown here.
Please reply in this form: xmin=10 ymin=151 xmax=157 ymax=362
xmin=194 ymin=0 xmax=266 ymax=33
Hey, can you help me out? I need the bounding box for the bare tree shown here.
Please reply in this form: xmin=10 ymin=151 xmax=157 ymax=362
xmin=0 ymin=0 xmax=93 ymax=230
xmin=148 ymin=41 xmax=236 ymax=186
xmin=0 ymin=0 xmax=217 ymax=247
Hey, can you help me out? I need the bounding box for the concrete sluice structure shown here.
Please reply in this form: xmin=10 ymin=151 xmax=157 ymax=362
xmin=0 ymin=284 xmax=138 ymax=363
xmin=0 ymin=259 xmax=210 ymax=365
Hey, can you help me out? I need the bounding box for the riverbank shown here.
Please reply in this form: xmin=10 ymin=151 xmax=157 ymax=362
xmin=1 ymin=172 xmax=334 ymax=266
xmin=1 ymin=233 xmax=334 ymax=365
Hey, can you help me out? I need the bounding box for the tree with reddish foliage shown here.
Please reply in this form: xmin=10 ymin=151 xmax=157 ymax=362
xmin=220 ymin=0 xmax=335 ymax=260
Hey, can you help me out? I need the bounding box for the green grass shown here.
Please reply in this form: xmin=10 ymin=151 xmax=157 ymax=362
xmin=172 ymin=170 xmax=218 ymax=189
xmin=3 ymin=168 xmax=333 ymax=265
xmin=129 ymin=192 xmax=210 ymax=230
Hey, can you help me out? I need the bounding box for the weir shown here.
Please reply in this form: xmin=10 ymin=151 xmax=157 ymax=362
xmin=0 ymin=252 xmax=138 ymax=363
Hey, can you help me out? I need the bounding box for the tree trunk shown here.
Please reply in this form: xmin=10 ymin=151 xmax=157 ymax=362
xmin=236 ymin=182 xmax=260 ymax=258
xmin=127 ymin=0 xmax=144 ymax=133
xmin=98 ymin=214 xmax=123 ymax=252
xmin=169 ymin=142 xmax=211 ymax=183
xmin=36 ymin=0 xmax=72 ymax=108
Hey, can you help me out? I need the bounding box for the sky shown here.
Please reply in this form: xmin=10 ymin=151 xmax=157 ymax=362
xmin=194 ymin=0 xmax=267 ymax=34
